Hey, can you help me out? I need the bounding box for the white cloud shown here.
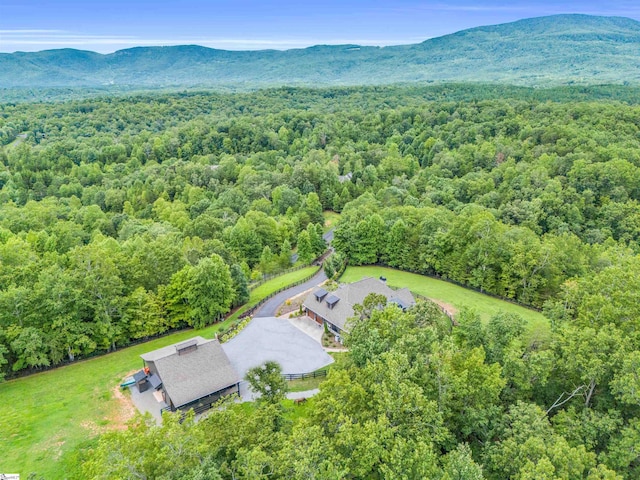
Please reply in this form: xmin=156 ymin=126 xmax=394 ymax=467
xmin=0 ymin=29 xmax=68 ymax=33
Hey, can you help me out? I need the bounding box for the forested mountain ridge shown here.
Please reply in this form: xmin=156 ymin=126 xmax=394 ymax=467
xmin=2 ymin=14 xmax=640 ymax=89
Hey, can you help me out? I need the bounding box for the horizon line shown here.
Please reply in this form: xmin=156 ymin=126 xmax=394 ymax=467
xmin=1 ymin=12 xmax=636 ymax=55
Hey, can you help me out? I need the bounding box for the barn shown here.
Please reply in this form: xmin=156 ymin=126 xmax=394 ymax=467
xmin=139 ymin=336 xmax=240 ymax=413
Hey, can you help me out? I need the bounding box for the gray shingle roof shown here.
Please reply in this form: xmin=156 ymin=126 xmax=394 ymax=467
xmin=148 ymin=373 xmax=163 ymax=390
xmin=314 ymin=288 xmax=329 ymax=301
xmin=142 ymin=337 xmax=239 ymax=408
xmin=140 ymin=337 xmax=208 ymax=362
xmin=325 ymin=294 xmax=340 ymax=307
xmin=389 ymin=296 xmax=411 ymax=310
xmin=303 ymin=277 xmax=415 ymax=332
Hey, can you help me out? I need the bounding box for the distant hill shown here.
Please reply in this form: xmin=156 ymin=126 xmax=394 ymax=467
xmin=2 ymin=14 xmax=640 ymax=88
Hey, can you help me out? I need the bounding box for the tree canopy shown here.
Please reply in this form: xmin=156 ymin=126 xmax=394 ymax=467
xmin=1 ymin=84 xmax=640 ymax=478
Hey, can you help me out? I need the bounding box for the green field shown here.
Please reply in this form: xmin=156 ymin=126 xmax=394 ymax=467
xmin=341 ymin=266 xmax=549 ymax=334
xmin=0 ymin=265 xmax=318 ymax=479
xmin=248 ymin=267 xmax=318 ymax=306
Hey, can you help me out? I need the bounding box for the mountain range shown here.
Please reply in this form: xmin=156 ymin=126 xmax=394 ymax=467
xmin=1 ymin=14 xmax=640 ymax=89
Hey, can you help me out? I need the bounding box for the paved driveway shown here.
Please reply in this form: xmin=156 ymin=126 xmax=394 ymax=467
xmin=254 ymin=269 xmax=327 ymax=317
xmin=323 ymin=229 xmax=334 ymax=244
xmin=288 ymin=315 xmax=324 ymax=343
xmin=237 ymin=381 xmax=320 ymax=402
xmin=222 ymin=316 xmax=334 ymax=378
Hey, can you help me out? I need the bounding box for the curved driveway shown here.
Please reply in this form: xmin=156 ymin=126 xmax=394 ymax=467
xmin=254 ymin=268 xmax=327 ymax=317
xmin=257 ymin=228 xmax=333 ymax=317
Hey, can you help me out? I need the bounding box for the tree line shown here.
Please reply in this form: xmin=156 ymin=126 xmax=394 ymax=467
xmin=332 ymin=196 xmax=626 ymax=308
xmin=1 ymin=85 xmax=639 ymax=382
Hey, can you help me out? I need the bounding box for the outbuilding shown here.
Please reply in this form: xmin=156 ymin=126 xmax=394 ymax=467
xmin=140 ymin=336 xmax=240 ymax=413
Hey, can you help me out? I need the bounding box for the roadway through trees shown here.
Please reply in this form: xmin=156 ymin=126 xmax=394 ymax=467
xmin=253 ymin=268 xmax=327 ymax=317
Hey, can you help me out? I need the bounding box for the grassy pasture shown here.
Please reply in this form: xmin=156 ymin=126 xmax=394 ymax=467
xmin=0 ymin=265 xmax=318 ymax=478
xmin=341 ymin=266 xmax=549 ymax=335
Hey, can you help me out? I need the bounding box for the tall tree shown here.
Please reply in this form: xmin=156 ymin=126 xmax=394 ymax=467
xmin=229 ymin=264 xmax=249 ymax=308
xmin=303 ymin=192 xmax=324 ymax=226
xmin=163 ymin=255 xmax=234 ymax=328
xmin=297 ymin=229 xmax=314 ymax=264
xmin=245 ymin=361 xmax=288 ymax=404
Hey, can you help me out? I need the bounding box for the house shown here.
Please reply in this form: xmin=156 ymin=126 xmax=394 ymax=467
xmin=338 ymin=172 xmax=353 ymax=183
xmin=303 ymin=277 xmax=415 ymax=338
xmin=139 ymin=336 xmax=240 ymax=413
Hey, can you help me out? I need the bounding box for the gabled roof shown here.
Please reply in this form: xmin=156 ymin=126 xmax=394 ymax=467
xmin=303 ymin=277 xmax=415 ymax=332
xmin=325 ymin=294 xmax=340 ymax=308
xmin=338 ymin=172 xmax=353 ymax=183
xmin=141 ymin=336 xmax=209 ymax=362
xmin=148 ymin=373 xmax=163 ymax=390
xmin=314 ymin=288 xmax=329 ymax=301
xmin=141 ymin=337 xmax=239 ymax=408
xmin=389 ymin=296 xmax=411 ymax=310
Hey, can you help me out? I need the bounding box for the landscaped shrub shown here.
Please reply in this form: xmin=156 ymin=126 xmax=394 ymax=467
xmin=220 ymin=317 xmax=251 ymax=343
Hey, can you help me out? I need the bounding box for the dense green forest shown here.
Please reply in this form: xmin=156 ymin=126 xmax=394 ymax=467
xmin=2 ymin=15 xmax=640 ymax=89
xmin=1 ymin=84 xmax=640 ymax=478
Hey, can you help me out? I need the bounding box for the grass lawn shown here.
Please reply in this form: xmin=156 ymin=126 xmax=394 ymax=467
xmin=0 ymin=329 xmax=212 ymax=478
xmin=341 ymin=266 xmax=549 ymax=336
xmin=283 ymin=397 xmax=314 ymax=422
xmin=0 ymin=265 xmax=318 ymax=478
xmin=248 ymin=266 xmax=318 ymax=306
xmin=287 ymin=368 xmax=330 ymax=393
xmin=287 ymin=352 xmax=348 ymax=392
xmin=323 ymin=210 xmax=341 ymax=233
xmin=288 ymin=376 xmax=325 ymax=392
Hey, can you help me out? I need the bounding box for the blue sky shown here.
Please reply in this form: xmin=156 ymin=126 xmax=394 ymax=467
xmin=1 ymin=0 xmax=640 ymax=53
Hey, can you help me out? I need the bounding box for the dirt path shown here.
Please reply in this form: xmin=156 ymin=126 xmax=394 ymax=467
xmin=429 ymin=298 xmax=458 ymax=318
xmin=110 ymin=384 xmax=137 ymax=430
xmin=82 ymin=372 xmax=138 ymax=435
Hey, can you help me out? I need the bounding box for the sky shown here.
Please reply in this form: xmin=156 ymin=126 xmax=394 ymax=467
xmin=1 ymin=0 xmax=640 ymax=54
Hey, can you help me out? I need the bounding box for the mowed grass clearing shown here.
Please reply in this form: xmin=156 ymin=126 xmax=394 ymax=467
xmin=248 ymin=266 xmax=318 ymax=306
xmin=287 ymin=352 xmax=349 ymax=392
xmin=341 ymin=266 xmax=549 ymax=335
xmin=0 ymin=265 xmax=318 ymax=478
xmin=323 ymin=210 xmax=341 ymax=232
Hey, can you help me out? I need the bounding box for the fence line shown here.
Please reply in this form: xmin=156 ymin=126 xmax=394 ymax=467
xmin=282 ymin=369 xmax=328 ymax=381
xmin=161 ymin=372 xmax=329 ymax=417
xmin=236 ymin=247 xmax=330 ymax=320
xmin=248 ymin=264 xmax=311 ymax=290
xmin=238 ymin=265 xmax=323 ymax=320
xmin=5 ymin=256 xmax=326 ymax=381
xmin=248 ymin=240 xmax=333 ymax=290
xmin=5 ymin=324 xmax=189 ymax=380
xmin=411 ymin=291 xmax=457 ymax=324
